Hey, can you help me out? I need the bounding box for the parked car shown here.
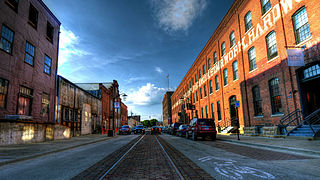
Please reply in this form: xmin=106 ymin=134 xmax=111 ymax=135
xmin=131 ymin=126 xmax=136 ymax=133
xmin=151 ymin=126 xmax=161 ymax=134
xmin=186 ymin=118 xmax=216 ymax=141
xmin=162 ymin=126 xmax=169 ymax=133
xmin=119 ymin=125 xmax=131 ymax=135
xmin=177 ymin=124 xmax=190 ymax=137
xmin=169 ymin=123 xmax=182 ymax=135
xmin=134 ymin=125 xmax=145 ymax=134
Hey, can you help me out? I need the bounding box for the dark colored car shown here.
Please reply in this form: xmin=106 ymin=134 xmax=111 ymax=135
xmin=162 ymin=126 xmax=169 ymax=133
xmin=133 ymin=125 xmax=145 ymax=134
xmin=119 ymin=125 xmax=131 ymax=135
xmin=186 ymin=118 xmax=216 ymax=141
xmin=169 ymin=123 xmax=182 ymax=135
xmin=177 ymin=124 xmax=189 ymax=137
xmin=151 ymin=126 xmax=161 ymax=134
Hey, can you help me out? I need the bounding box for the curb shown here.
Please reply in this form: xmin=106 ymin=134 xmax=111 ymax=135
xmin=218 ymin=138 xmax=320 ymax=157
xmin=0 ymin=136 xmax=117 ymax=167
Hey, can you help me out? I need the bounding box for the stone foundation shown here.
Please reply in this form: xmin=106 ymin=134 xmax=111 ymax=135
xmin=0 ymin=121 xmax=70 ymax=145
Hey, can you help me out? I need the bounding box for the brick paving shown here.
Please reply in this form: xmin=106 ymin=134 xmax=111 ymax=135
xmin=201 ymin=140 xmax=313 ymax=161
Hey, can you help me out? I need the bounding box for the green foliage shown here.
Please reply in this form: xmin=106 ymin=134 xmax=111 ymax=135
xmin=142 ymin=119 xmax=158 ymax=127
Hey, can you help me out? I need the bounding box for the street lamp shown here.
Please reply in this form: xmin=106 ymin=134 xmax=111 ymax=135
xmin=112 ymin=89 xmax=127 ymax=132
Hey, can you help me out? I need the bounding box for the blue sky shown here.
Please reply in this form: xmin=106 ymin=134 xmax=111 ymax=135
xmin=43 ymin=0 xmax=233 ymax=121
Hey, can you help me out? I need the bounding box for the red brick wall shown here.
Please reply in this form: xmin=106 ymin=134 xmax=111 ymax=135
xmin=0 ymin=0 xmax=60 ymax=123
xmin=171 ymin=0 xmax=320 ymax=128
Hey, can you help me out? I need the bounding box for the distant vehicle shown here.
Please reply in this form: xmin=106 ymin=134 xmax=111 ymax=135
xmin=119 ymin=125 xmax=131 ymax=135
xmin=177 ymin=124 xmax=190 ymax=137
xmin=151 ymin=126 xmax=161 ymax=134
xmin=162 ymin=126 xmax=169 ymax=133
xmin=134 ymin=125 xmax=145 ymax=134
xmin=132 ymin=126 xmax=136 ymax=133
xmin=186 ymin=118 xmax=216 ymax=141
xmin=168 ymin=123 xmax=182 ymax=135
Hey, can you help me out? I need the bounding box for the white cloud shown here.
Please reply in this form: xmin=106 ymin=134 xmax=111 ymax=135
xmin=155 ymin=67 xmax=163 ymax=73
xmin=151 ymin=0 xmax=207 ymax=32
xmin=58 ymin=26 xmax=90 ymax=67
xmin=126 ymin=83 xmax=166 ymax=106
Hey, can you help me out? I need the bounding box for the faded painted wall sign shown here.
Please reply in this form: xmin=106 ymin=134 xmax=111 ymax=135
xmin=287 ymin=49 xmax=305 ymax=66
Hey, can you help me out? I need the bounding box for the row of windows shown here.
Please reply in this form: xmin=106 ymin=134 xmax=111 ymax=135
xmin=197 ymin=101 xmax=222 ymax=121
xmin=0 ymin=77 xmax=50 ymax=116
xmin=5 ymin=0 xmax=55 ymax=42
xmin=182 ymin=6 xmax=311 ymax=98
xmin=0 ymin=25 xmax=52 ymax=75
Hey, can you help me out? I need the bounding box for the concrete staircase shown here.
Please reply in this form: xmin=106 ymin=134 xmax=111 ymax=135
xmin=288 ymin=125 xmax=320 ymax=137
xmin=221 ymin=126 xmax=234 ymax=134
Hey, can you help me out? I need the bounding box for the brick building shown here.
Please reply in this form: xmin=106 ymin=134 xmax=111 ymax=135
xmin=56 ymin=76 xmax=101 ymax=136
xmin=162 ymin=91 xmax=174 ymax=126
xmin=171 ymin=0 xmax=320 ymax=133
xmin=76 ymin=80 xmax=124 ymax=134
xmin=120 ymin=102 xmax=127 ymax=126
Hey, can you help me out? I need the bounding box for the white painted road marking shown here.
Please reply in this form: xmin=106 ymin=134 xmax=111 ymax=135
xmin=198 ymin=156 xmax=275 ymax=179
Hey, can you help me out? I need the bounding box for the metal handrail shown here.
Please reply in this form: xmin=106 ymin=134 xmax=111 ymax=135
xmin=278 ymin=109 xmax=302 ymax=135
xmin=302 ymin=108 xmax=320 ymax=136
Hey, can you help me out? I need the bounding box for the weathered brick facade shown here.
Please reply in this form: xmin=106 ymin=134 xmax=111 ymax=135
xmin=0 ymin=0 xmax=60 ymax=123
xmin=171 ymin=0 xmax=320 ymax=132
xmin=162 ymin=91 xmax=173 ymax=126
xmin=120 ymin=102 xmax=127 ymax=126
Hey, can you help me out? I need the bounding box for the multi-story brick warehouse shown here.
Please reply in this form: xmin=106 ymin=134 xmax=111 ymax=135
xmin=0 ymin=0 xmax=63 ymax=144
xmin=171 ymin=0 xmax=320 ymax=133
xmin=162 ymin=91 xmax=174 ymax=126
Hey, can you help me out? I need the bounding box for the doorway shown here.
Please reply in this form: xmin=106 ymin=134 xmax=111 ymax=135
xmin=229 ymin=95 xmax=238 ymax=126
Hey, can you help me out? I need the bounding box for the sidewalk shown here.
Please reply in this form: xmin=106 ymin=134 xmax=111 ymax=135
xmin=0 ymin=134 xmax=116 ymax=166
xmin=217 ymin=134 xmax=320 ymax=157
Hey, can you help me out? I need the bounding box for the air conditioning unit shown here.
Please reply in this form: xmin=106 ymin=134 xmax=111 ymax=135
xmin=5 ymin=115 xmax=33 ymax=120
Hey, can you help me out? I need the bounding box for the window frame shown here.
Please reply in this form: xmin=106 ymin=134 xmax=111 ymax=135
xmin=44 ymin=55 xmax=52 ymax=75
xmin=41 ymin=92 xmax=50 ymax=116
xmin=266 ymin=31 xmax=278 ymax=60
xmin=200 ymin=87 xmax=203 ymax=99
xmin=229 ymin=31 xmax=235 ymax=48
xmin=248 ymin=46 xmax=257 ymax=71
xmin=221 ymin=42 xmax=226 ymax=56
xmin=46 ymin=21 xmax=54 ymax=43
xmin=245 ymin=11 xmax=253 ymax=32
xmin=204 ymin=84 xmax=207 ymax=97
xmin=5 ymin=0 xmax=19 ymax=12
xmin=211 ymin=103 xmax=215 ymax=120
xmin=28 ymin=3 xmax=39 ymax=29
xmin=292 ymin=6 xmax=311 ymax=44
xmin=252 ymin=85 xmax=263 ymax=116
xmin=0 ymin=78 xmax=9 ymax=109
xmin=223 ymin=68 xmax=228 ymax=86
xmin=269 ymin=78 xmax=283 ymax=114
xmin=215 ymin=75 xmax=219 ymax=90
xmin=209 ymin=80 xmax=213 ymax=94
xmin=232 ymin=60 xmax=239 ymax=80
xmin=214 ymin=52 xmax=217 ymax=64
xmin=217 ymin=101 xmax=221 ymax=121
xmin=260 ymin=0 xmax=271 ymax=15
xmin=0 ymin=24 xmax=14 ymax=54
xmin=208 ymin=58 xmax=211 ymax=70
xmin=24 ymin=41 xmax=35 ymax=66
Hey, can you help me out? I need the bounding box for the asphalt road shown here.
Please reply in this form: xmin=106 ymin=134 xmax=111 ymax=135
xmin=161 ymin=134 xmax=320 ymax=180
xmin=0 ymin=135 xmax=137 ymax=180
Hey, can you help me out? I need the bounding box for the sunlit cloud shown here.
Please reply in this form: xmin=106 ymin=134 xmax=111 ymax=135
xmin=150 ymin=0 xmax=207 ymax=32
xmin=155 ymin=67 xmax=163 ymax=73
xmin=58 ymin=26 xmax=90 ymax=67
xmin=126 ymin=83 xmax=166 ymax=106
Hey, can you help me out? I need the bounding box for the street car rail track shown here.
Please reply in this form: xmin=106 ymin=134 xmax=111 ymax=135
xmin=98 ymin=134 xmax=145 ymax=180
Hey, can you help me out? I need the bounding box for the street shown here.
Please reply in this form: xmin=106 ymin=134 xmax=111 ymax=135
xmin=0 ymin=133 xmax=319 ymax=180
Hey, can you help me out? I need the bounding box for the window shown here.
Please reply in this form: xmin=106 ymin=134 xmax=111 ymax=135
xmin=269 ymin=78 xmax=283 ymax=114
xmin=261 ymin=0 xmax=271 ymax=15
xmin=232 ymin=60 xmax=239 ymax=80
xmin=223 ymin=68 xmax=228 ymax=86
xmin=0 ymin=25 xmax=14 ymax=54
xmin=208 ymin=58 xmax=211 ymax=69
xmin=202 ymin=65 xmax=205 ymax=75
xmin=46 ymin=21 xmax=54 ymax=42
xmin=252 ymin=85 xmax=263 ymax=116
xmin=199 ymin=69 xmax=201 ymax=79
xmin=229 ymin=31 xmax=235 ymax=48
xmin=193 ymin=93 xmax=195 ymax=103
xmin=201 ymin=107 xmax=204 ymax=118
xmin=215 ymin=75 xmax=219 ymax=90
xmin=196 ymin=91 xmax=198 ymax=101
xmin=192 ymin=78 xmax=194 ymax=85
xmin=209 ymin=80 xmax=213 ymax=94
xmin=41 ymin=93 xmax=49 ymax=116
xmin=292 ymin=7 xmax=311 ymax=44
xmin=25 ymin=41 xmax=35 ymax=66
xmin=44 ymin=55 xmax=52 ymax=75
xmin=211 ymin=103 xmax=214 ymax=120
xmin=195 ymin=74 xmax=197 ymax=82
xmin=205 ymin=106 xmax=208 ymax=118
xmin=266 ymin=31 xmax=278 ymax=60
xmin=245 ymin=11 xmax=253 ymax=32
xmin=217 ymin=101 xmax=221 ymax=120
xmin=0 ymin=78 xmax=9 ymax=108
xmin=204 ymin=84 xmax=207 ymax=97
xmin=17 ymin=86 xmax=33 ymax=116
xmin=28 ymin=4 xmax=38 ymax=29
xmin=214 ymin=52 xmax=217 ymax=64
xmin=303 ymin=64 xmax=320 ymax=80
xmin=221 ymin=42 xmax=226 ymax=56
xmin=200 ymin=87 xmax=203 ymax=99
xmin=248 ymin=47 xmax=257 ymax=71
xmin=6 ymin=0 xmax=19 ymax=12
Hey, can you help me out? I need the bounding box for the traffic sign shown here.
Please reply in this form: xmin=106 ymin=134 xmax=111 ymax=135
xmin=235 ymin=101 xmax=240 ymax=107
xmin=114 ymin=102 xmax=120 ymax=109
